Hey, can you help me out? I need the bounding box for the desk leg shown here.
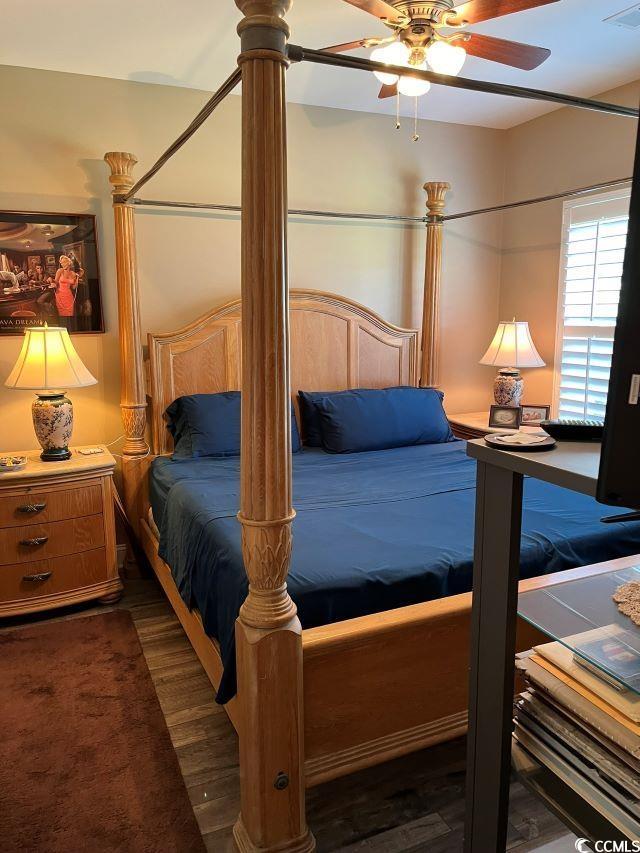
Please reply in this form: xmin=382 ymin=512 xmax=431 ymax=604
xmin=464 ymin=461 xmax=523 ymax=852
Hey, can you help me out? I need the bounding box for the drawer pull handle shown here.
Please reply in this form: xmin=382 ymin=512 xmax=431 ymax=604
xmin=19 ymin=536 xmax=48 ymax=547
xmin=22 ymin=571 xmax=52 ymax=583
xmin=17 ymin=502 xmax=46 ymax=514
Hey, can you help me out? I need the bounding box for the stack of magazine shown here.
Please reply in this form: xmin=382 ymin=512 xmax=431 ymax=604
xmin=514 ymin=625 xmax=640 ymax=840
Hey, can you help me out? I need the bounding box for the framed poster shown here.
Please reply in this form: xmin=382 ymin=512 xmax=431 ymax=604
xmin=0 ymin=211 xmax=104 ymax=334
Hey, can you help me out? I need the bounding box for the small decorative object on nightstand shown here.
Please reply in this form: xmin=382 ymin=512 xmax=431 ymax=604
xmin=0 ymin=447 xmax=122 ymax=617
xmin=4 ymin=325 xmax=97 ymax=462
xmin=480 ymin=319 xmax=545 ymax=407
xmin=489 ymin=405 xmax=522 ymax=430
xmin=520 ymin=404 xmax=551 ymax=427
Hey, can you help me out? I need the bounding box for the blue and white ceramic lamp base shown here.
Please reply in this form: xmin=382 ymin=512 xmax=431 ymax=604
xmin=32 ymin=392 xmax=74 ymax=461
xmin=493 ymin=369 xmax=524 ymax=408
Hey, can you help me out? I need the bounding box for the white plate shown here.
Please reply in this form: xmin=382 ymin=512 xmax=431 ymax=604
xmin=485 ymin=433 xmax=556 ymax=453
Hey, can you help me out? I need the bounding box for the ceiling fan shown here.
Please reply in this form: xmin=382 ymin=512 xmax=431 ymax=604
xmin=323 ymin=0 xmax=559 ymax=99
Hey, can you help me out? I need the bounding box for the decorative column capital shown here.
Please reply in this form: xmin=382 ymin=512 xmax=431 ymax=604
xmin=104 ymin=152 xmax=137 ymax=196
xmin=238 ymin=512 xmax=298 ymax=628
xmin=423 ymin=181 xmax=450 ymax=220
xmin=235 ymin=0 xmax=291 ymax=46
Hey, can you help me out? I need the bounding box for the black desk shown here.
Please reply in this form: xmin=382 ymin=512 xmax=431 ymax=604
xmin=463 ymin=439 xmax=602 ymax=851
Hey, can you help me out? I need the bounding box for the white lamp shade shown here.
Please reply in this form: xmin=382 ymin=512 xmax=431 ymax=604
xmin=5 ymin=325 xmax=97 ymax=390
xmin=398 ymin=64 xmax=431 ymax=97
xmin=426 ymin=41 xmax=466 ymax=76
xmin=480 ymin=321 xmax=545 ymax=369
xmin=371 ymin=41 xmax=409 ymax=84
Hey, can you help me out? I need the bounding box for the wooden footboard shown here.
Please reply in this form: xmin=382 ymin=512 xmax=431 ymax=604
xmin=139 ymin=519 xmax=634 ymax=790
xmin=301 ymin=591 xmax=544 ymax=787
xmin=302 ymin=594 xmax=471 ymax=786
xmin=301 ymin=558 xmax=635 ymax=787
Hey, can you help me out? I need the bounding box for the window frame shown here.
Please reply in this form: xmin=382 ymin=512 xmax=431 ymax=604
xmin=552 ymin=186 xmax=632 ymax=418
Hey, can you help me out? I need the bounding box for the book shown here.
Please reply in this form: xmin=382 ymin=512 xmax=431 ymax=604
xmin=515 ymin=691 xmax=640 ymax=800
xmin=514 ymin=717 xmax=640 ymax=821
xmin=516 ymin=656 xmax=640 ymax=757
xmin=571 ymin=625 xmax=640 ymax=689
xmin=530 ymin=654 xmax=640 ymax=731
xmin=522 ymin=685 xmax=640 ymax=773
xmin=533 ymin=638 xmax=640 ymax=723
xmin=513 ymin=727 xmax=640 ymax=840
xmin=511 ymin=740 xmax=625 ymax=843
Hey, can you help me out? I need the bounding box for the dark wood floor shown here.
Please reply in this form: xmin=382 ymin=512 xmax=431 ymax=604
xmin=7 ymin=575 xmax=576 ymax=852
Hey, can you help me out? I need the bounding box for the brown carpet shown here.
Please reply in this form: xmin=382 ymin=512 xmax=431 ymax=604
xmin=0 ymin=610 xmax=206 ymax=853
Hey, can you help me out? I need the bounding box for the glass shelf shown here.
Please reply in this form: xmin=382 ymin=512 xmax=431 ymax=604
xmin=518 ymin=565 xmax=640 ymax=696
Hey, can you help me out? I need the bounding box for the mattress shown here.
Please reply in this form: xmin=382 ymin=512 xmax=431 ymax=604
xmin=149 ymin=441 xmax=640 ymax=703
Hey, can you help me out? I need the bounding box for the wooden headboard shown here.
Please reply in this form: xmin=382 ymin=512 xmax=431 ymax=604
xmin=147 ymin=289 xmax=419 ymax=455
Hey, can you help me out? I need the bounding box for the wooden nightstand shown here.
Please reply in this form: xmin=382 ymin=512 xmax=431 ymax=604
xmin=447 ymin=411 xmax=518 ymax=440
xmin=0 ymin=447 xmax=122 ymax=617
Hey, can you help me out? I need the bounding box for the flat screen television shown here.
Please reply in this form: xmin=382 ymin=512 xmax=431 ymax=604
xmin=597 ymin=112 xmax=640 ymax=510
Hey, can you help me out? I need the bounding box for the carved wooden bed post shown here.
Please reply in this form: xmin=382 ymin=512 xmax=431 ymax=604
xmin=104 ymin=152 xmax=147 ymax=533
xmin=420 ymin=181 xmax=450 ymax=387
xmin=233 ymin=2 xmax=315 ymax=852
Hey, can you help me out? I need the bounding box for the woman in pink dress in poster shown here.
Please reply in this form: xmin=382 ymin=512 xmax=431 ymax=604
xmin=54 ymin=255 xmax=79 ymax=329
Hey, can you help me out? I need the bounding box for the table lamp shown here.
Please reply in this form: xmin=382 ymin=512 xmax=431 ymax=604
xmin=480 ymin=319 xmax=544 ymax=407
xmin=4 ymin=325 xmax=97 ymax=461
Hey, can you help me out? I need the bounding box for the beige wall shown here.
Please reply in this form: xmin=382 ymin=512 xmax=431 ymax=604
xmin=499 ymin=80 xmax=640 ymax=406
xmin=0 ymin=64 xmax=505 ymax=452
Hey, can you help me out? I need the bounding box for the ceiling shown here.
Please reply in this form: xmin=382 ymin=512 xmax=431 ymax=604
xmin=2 ymin=0 xmax=640 ymax=128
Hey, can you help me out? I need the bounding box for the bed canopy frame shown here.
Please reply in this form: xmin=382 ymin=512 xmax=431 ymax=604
xmin=103 ymin=4 xmax=638 ymax=850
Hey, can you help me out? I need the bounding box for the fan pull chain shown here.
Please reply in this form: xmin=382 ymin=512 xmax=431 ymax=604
xmin=412 ymin=97 xmax=420 ymax=142
xmin=395 ymin=90 xmax=401 ymax=130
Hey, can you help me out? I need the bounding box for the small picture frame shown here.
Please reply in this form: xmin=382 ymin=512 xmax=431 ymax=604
xmin=520 ymin=404 xmax=551 ymax=427
xmin=489 ymin=405 xmax=521 ymax=429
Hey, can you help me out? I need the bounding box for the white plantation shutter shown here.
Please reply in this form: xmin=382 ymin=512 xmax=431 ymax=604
xmin=554 ymin=190 xmax=631 ymax=420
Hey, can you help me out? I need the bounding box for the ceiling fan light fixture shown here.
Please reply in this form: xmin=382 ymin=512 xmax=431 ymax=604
xmin=371 ymin=41 xmax=410 ymax=84
xmin=426 ymin=40 xmax=467 ymax=76
xmin=397 ymin=63 xmax=431 ymax=97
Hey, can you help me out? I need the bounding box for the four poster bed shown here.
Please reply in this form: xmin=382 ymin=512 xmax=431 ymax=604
xmin=102 ymin=3 xmax=640 ymax=851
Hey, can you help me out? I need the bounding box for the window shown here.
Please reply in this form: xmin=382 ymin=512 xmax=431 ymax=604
xmin=554 ymin=189 xmax=631 ymax=420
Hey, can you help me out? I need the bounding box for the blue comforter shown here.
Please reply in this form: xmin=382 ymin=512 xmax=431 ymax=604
xmin=149 ymin=441 xmax=640 ymax=703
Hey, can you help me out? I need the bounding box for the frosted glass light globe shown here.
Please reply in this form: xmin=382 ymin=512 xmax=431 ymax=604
xmin=398 ymin=63 xmax=431 ymax=97
xmin=371 ymin=41 xmax=410 ymax=84
xmin=426 ymin=41 xmax=466 ymax=76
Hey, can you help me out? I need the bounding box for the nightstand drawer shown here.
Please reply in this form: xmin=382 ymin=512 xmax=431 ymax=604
xmin=0 ymin=515 xmax=105 ymax=566
xmin=0 ymin=483 xmax=103 ymax=528
xmin=451 ymin=424 xmax=486 ymax=440
xmin=0 ymin=549 xmax=108 ymax=603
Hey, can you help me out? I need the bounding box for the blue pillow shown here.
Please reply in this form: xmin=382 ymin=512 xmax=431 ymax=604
xmin=310 ymin=387 xmax=454 ymax=453
xmin=166 ymin=392 xmax=301 ymax=458
xmin=298 ymin=389 xmax=352 ymax=446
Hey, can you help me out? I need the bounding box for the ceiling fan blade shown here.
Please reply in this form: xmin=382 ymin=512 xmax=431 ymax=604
xmin=378 ymin=82 xmax=398 ymax=99
xmin=449 ymin=0 xmax=559 ymax=26
xmin=341 ymin=0 xmax=408 ymax=25
xmin=464 ymin=33 xmax=550 ymax=70
xmin=321 ymin=38 xmax=381 ymax=54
